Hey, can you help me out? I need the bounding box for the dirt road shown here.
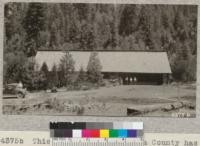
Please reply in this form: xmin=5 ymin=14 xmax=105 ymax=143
xmin=3 ymin=85 xmax=196 ymax=117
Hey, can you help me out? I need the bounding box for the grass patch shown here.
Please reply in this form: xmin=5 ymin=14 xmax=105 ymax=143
xmin=44 ymin=98 xmax=65 ymax=112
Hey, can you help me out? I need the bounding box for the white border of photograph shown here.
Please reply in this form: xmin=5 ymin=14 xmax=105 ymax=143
xmin=0 ymin=0 xmax=199 ymax=133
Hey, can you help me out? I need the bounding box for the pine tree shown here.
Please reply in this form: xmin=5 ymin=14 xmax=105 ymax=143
xmin=4 ymin=51 xmax=29 ymax=84
xmin=87 ymin=52 xmax=103 ymax=83
xmin=4 ymin=3 xmax=27 ymax=41
xmin=23 ymin=3 xmax=45 ymax=56
xmin=40 ymin=62 xmax=49 ymax=89
xmin=49 ymin=22 xmax=59 ymax=48
xmin=77 ymin=66 xmax=87 ymax=83
xmin=50 ymin=64 xmax=59 ymax=87
xmin=40 ymin=62 xmax=49 ymax=75
xmin=119 ymin=5 xmax=137 ymax=36
xmin=79 ymin=23 xmax=95 ymax=50
xmin=59 ymin=51 xmax=75 ymax=86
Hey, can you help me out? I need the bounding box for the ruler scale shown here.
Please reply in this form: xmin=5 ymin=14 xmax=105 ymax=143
xmin=52 ymin=140 xmax=144 ymax=146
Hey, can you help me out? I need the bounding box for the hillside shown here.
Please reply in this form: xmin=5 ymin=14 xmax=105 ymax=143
xmin=4 ymin=3 xmax=197 ymax=83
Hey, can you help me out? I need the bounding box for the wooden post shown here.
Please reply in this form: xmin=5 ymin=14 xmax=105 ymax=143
xmin=163 ymin=74 xmax=167 ymax=85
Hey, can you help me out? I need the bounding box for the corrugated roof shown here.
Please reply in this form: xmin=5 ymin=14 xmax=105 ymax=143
xmin=35 ymin=51 xmax=172 ymax=73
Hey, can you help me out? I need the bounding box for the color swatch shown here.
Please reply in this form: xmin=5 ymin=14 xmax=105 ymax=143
xmin=50 ymin=122 xmax=143 ymax=138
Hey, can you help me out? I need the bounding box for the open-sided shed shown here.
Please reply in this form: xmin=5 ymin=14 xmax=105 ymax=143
xmin=35 ymin=51 xmax=172 ymax=85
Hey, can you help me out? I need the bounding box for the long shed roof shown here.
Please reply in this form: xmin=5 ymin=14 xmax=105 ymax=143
xmin=35 ymin=51 xmax=172 ymax=74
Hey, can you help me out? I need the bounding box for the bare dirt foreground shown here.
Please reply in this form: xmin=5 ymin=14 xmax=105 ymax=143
xmin=3 ymin=84 xmax=196 ymax=117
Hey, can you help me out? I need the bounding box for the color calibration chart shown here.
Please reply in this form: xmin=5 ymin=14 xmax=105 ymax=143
xmin=50 ymin=122 xmax=143 ymax=146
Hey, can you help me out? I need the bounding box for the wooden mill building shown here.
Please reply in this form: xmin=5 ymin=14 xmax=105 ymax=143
xmin=35 ymin=51 xmax=172 ymax=85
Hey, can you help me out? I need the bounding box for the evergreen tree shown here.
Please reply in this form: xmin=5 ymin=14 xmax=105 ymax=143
xmin=40 ymin=62 xmax=49 ymax=89
xmin=4 ymin=3 xmax=27 ymax=41
xmin=49 ymin=22 xmax=59 ymax=48
xmin=77 ymin=66 xmax=87 ymax=83
xmin=79 ymin=23 xmax=95 ymax=50
xmin=40 ymin=62 xmax=49 ymax=75
xmin=50 ymin=64 xmax=59 ymax=87
xmin=119 ymin=5 xmax=138 ymax=36
xmin=46 ymin=4 xmax=65 ymax=48
xmin=4 ymin=51 xmax=29 ymax=84
xmin=59 ymin=51 xmax=75 ymax=86
xmin=23 ymin=3 xmax=45 ymax=56
xmin=31 ymin=71 xmax=46 ymax=90
xmin=87 ymin=52 xmax=103 ymax=83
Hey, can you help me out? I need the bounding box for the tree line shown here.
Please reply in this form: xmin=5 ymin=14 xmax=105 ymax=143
xmin=4 ymin=3 xmax=197 ymax=87
xmin=37 ymin=51 xmax=103 ymax=91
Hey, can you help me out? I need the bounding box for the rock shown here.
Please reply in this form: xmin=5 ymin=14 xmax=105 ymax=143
xmin=162 ymin=104 xmax=174 ymax=111
xmin=186 ymin=103 xmax=195 ymax=109
xmin=173 ymin=102 xmax=183 ymax=109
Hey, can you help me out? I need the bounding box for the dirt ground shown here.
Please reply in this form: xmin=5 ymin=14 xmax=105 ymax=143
xmin=3 ymin=84 xmax=196 ymax=117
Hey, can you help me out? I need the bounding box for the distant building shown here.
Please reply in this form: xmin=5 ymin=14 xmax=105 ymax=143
xmin=35 ymin=51 xmax=172 ymax=85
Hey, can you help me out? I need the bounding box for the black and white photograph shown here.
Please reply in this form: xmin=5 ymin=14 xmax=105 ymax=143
xmin=3 ymin=2 xmax=197 ymax=117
